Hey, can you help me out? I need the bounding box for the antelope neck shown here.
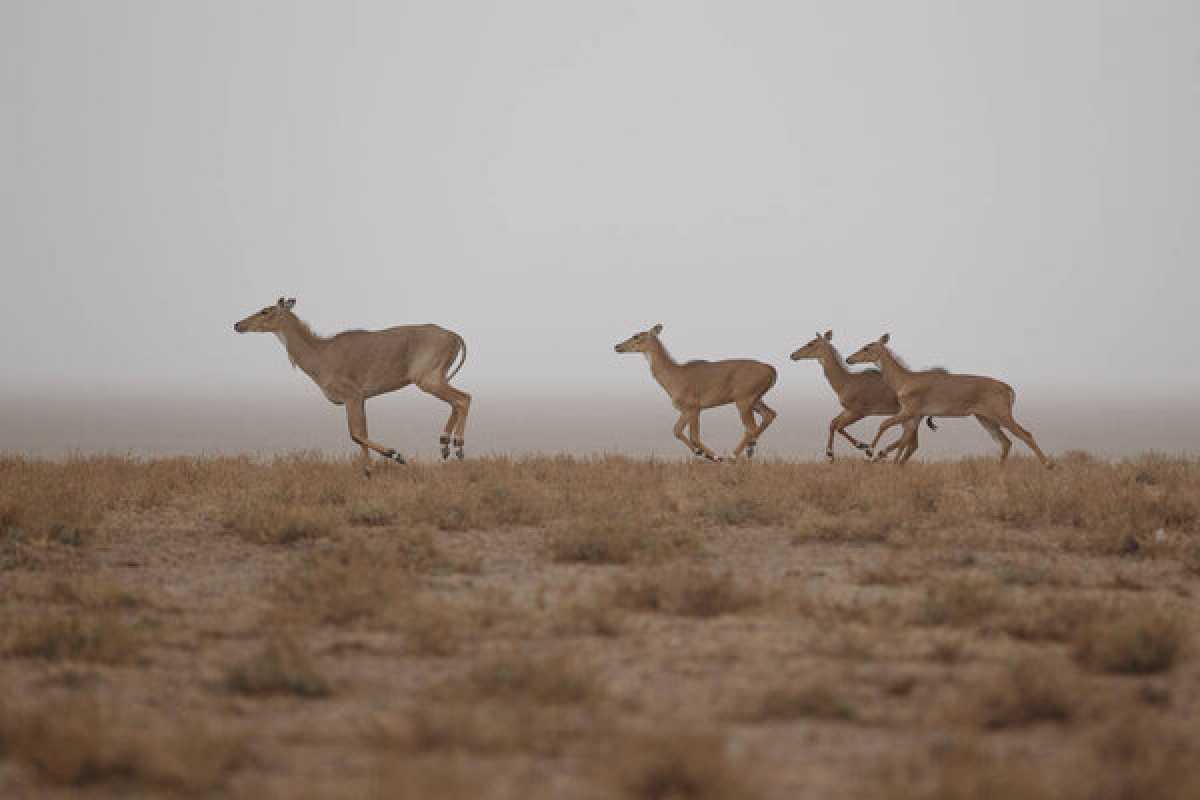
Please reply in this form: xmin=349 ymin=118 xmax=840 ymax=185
xmin=816 ymin=347 xmax=852 ymax=394
xmin=642 ymin=337 xmax=686 ymax=394
xmin=275 ymin=313 xmax=326 ymax=377
xmin=874 ymin=346 xmax=911 ymax=389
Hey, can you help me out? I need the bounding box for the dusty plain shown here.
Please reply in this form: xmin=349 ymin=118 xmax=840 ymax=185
xmin=1 ymin=453 xmax=1198 ymax=798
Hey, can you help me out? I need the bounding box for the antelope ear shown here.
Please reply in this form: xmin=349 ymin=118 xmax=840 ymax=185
xmin=823 ymin=330 xmax=833 ymax=340
xmin=880 ymin=333 xmax=891 ymax=344
xmin=651 ymin=324 xmax=663 ymax=335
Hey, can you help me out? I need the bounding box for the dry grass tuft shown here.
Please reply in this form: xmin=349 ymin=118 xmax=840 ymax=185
xmin=974 ymin=659 xmax=1074 ymax=729
xmin=741 ymin=684 xmax=857 ymax=723
xmin=447 ymin=651 xmax=599 ymax=706
xmin=549 ymin=520 xmax=643 ymax=565
xmin=1073 ymin=607 xmax=1187 ymax=674
xmin=2 ymin=609 xmax=141 ymax=664
xmin=346 ymin=501 xmax=397 ymax=527
xmin=227 ymin=636 xmax=331 ymax=697
xmin=612 ymin=566 xmax=762 ymax=618
xmin=220 ymin=502 xmax=335 ymax=545
xmin=0 ymin=695 xmax=245 ymax=791
xmin=608 ymin=730 xmax=761 ymax=800
xmin=916 ymin=578 xmax=1004 ymax=627
xmin=1000 ymin=594 xmax=1104 ymax=642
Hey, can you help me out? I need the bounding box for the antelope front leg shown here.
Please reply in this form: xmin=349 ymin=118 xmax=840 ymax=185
xmin=346 ymin=398 xmax=404 ymax=477
xmin=672 ymin=413 xmax=694 ymax=454
xmin=686 ymin=410 xmax=721 ymax=462
xmin=828 ymin=410 xmax=866 ymax=460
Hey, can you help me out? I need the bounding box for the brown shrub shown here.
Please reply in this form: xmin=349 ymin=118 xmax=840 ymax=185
xmin=916 ymin=578 xmax=1005 ymax=627
xmin=448 ymin=652 xmax=598 ymax=706
xmin=346 ymin=502 xmax=397 ymax=527
xmin=226 ymin=636 xmax=331 ymax=697
xmin=271 ymin=542 xmax=415 ymax=627
xmin=0 ymin=695 xmax=245 ymax=791
xmin=702 ymin=497 xmax=782 ymax=527
xmin=220 ymin=502 xmax=335 ymax=545
xmin=550 ymin=597 xmax=623 ymax=638
xmin=975 ymin=659 xmax=1074 ymax=729
xmin=612 ymin=567 xmax=761 ymax=618
xmin=2 ymin=609 xmax=141 ymax=664
xmin=742 ymin=684 xmax=857 ymax=723
xmin=1073 ymin=609 xmax=1186 ymax=674
xmin=1000 ymin=594 xmax=1104 ymax=642
xmin=608 ymin=730 xmax=761 ymax=800
xmin=549 ymin=520 xmax=642 ymax=565
xmin=797 ymin=515 xmax=897 ymax=546
xmin=873 ymin=741 xmax=1058 ymax=800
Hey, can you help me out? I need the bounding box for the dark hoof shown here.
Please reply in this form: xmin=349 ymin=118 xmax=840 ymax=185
xmin=455 ymin=449 xmax=465 ymax=461
xmin=441 ymin=446 xmax=451 ymax=460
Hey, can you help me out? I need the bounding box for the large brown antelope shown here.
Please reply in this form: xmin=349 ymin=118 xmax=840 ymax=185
xmin=614 ymin=324 xmax=777 ymax=461
xmin=234 ymin=298 xmax=470 ymax=475
xmin=846 ymin=334 xmax=1052 ymax=468
xmin=790 ymin=330 xmax=935 ymax=461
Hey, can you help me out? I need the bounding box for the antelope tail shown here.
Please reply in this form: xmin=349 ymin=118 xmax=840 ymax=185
xmin=926 ymin=417 xmax=938 ymax=431
xmin=446 ymin=334 xmax=468 ymax=381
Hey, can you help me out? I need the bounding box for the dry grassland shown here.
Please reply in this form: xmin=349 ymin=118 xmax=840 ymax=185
xmin=1 ymin=452 xmax=1198 ymax=798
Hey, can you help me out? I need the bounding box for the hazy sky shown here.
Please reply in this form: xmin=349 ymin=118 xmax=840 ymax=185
xmin=3 ymin=0 xmax=1198 ymax=405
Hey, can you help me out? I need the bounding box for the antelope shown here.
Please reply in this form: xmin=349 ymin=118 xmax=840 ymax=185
xmin=614 ymin=324 xmax=777 ymax=461
xmin=846 ymin=334 xmax=1053 ymax=468
xmin=790 ymin=330 xmax=936 ymax=462
xmin=233 ymin=298 xmax=471 ymax=475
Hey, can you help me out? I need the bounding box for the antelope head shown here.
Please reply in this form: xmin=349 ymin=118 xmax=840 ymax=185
xmin=234 ymin=297 xmax=297 ymax=333
xmin=846 ymin=333 xmax=890 ymax=365
xmin=614 ymin=323 xmax=663 ymax=354
xmin=790 ymin=330 xmax=834 ymax=361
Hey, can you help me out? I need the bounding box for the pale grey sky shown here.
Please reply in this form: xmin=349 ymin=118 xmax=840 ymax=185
xmin=2 ymin=0 xmax=1198 ymax=407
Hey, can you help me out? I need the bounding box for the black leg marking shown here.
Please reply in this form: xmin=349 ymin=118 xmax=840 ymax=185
xmin=826 ymin=448 xmax=835 ymax=461
xmin=440 ymin=434 xmax=451 ymax=459
xmin=384 ymin=449 xmax=406 ymax=465
xmin=856 ymin=442 xmax=870 ymax=451
xmin=453 ymin=437 xmax=465 ymax=460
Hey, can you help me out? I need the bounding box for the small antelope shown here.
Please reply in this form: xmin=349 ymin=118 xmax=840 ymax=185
xmin=790 ymin=330 xmax=936 ymax=461
xmin=614 ymin=324 xmax=777 ymax=461
xmin=846 ymin=333 xmax=1052 ymax=468
xmin=234 ymin=298 xmax=471 ymax=474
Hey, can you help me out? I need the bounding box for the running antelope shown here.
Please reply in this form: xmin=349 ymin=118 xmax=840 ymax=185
xmin=790 ymin=330 xmax=935 ymax=461
xmin=233 ymin=298 xmax=471 ymax=474
xmin=846 ymin=334 xmax=1052 ymax=468
xmin=614 ymin=324 xmax=777 ymax=461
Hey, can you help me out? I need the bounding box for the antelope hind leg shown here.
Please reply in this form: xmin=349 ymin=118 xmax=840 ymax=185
xmin=732 ymin=402 xmax=758 ymax=460
xmin=829 ymin=410 xmax=866 ymax=461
